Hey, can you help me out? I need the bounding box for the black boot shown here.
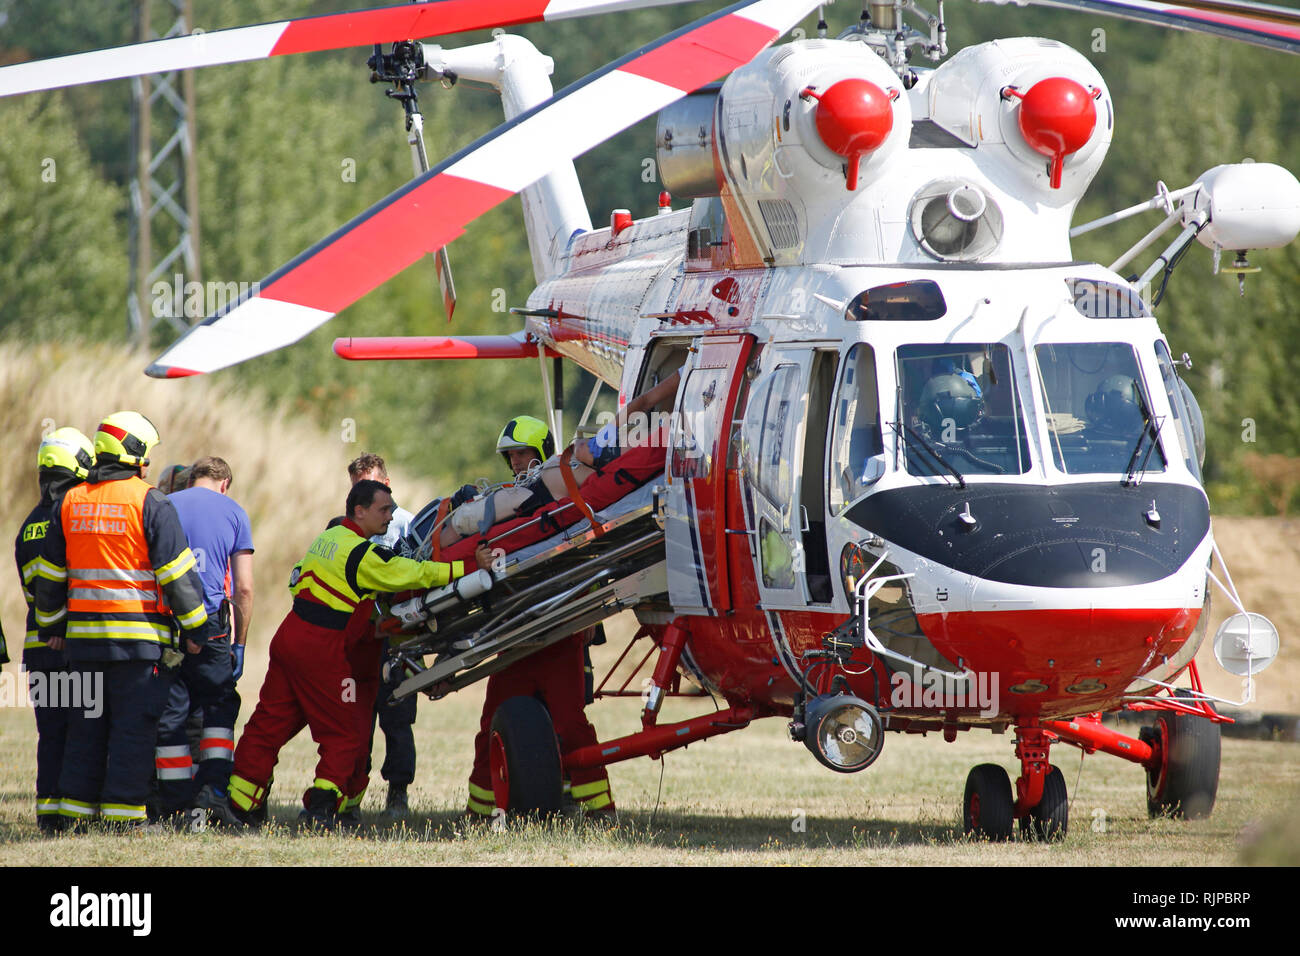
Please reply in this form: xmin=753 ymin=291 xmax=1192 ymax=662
xmin=299 ymin=787 xmax=338 ymax=832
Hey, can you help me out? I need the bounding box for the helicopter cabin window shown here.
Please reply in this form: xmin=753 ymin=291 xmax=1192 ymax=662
xmin=845 ymin=280 xmax=946 ymax=322
xmin=1066 ymin=278 xmax=1152 ymax=319
xmin=671 ymin=365 xmax=727 ymax=480
xmin=741 ymin=363 xmax=802 ymax=514
xmin=830 ymin=343 xmax=883 ymax=512
xmin=1154 ymin=340 xmax=1205 ymax=480
xmin=1034 ymin=343 xmax=1167 ymax=476
xmin=895 ymin=343 xmax=1031 ymax=478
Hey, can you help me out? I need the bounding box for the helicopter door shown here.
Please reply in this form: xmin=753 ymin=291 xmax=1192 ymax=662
xmin=664 ymin=333 xmax=755 ymax=614
xmin=742 ymin=347 xmax=838 ymax=610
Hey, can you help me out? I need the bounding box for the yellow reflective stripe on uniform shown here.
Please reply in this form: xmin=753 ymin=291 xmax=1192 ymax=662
xmin=66 ymin=620 xmax=172 ymax=641
xmin=467 ymin=781 xmax=495 ymax=815
xmin=60 ymin=798 xmax=99 ymax=818
xmin=34 ymin=606 xmax=67 ymax=626
xmin=581 ymin=791 xmax=613 ymax=811
xmin=569 ymin=779 xmax=611 ymax=800
xmin=25 ymin=632 xmax=46 ymax=649
xmin=154 ymin=548 xmax=197 ymax=586
xmin=175 ymin=604 xmax=207 ymax=629
xmin=229 ymin=774 xmax=266 ymax=812
xmin=339 ymin=788 xmax=366 ymax=813
xmin=100 ymin=803 xmax=147 ymax=821
xmin=37 ymin=799 xmax=60 ymax=815
xmin=29 ymin=557 xmax=66 ymax=582
xmin=313 ymin=778 xmax=344 ymax=797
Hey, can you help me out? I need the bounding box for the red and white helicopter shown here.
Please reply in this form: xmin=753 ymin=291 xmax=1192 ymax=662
xmin=7 ymin=0 xmax=1297 ymax=839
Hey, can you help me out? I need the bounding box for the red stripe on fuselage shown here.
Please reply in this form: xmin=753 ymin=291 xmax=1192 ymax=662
xmin=619 ymin=14 xmax=778 ymax=90
xmin=261 ymin=175 xmax=512 ymax=315
xmin=269 ymin=0 xmax=551 ymax=57
xmin=916 ymin=605 xmax=1201 ymax=679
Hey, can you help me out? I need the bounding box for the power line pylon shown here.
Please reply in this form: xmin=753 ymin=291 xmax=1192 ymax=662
xmin=127 ymin=0 xmax=201 ymax=349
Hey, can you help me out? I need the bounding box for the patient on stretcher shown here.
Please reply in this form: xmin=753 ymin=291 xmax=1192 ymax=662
xmin=425 ymin=370 xmax=681 ymax=553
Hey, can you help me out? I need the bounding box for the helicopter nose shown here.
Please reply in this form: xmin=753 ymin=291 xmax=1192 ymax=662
xmin=845 ymin=482 xmax=1209 ymax=588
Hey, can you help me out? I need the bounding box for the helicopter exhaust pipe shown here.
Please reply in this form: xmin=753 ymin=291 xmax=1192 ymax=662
xmin=655 ymin=86 xmax=722 ymax=198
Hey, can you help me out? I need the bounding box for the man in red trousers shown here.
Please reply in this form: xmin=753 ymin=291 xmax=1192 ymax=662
xmin=225 ymin=479 xmax=491 ymax=829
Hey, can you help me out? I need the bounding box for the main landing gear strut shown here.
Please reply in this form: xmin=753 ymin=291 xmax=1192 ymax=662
xmin=962 ymin=691 xmax=1225 ymax=841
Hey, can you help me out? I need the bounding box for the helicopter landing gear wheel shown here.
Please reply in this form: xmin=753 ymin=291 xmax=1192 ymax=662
xmin=963 ymin=764 xmax=1014 ymax=841
xmin=1018 ymin=764 xmax=1069 ymax=841
xmin=488 ymin=696 xmax=564 ymax=818
xmin=1141 ymin=706 xmax=1221 ymax=819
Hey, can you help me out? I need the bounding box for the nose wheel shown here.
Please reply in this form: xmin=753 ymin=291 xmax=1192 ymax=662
xmin=963 ymin=763 xmax=1014 ymax=840
xmin=962 ymin=723 xmax=1070 ymax=842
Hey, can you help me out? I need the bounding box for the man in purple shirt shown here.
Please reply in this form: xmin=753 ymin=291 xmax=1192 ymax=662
xmin=154 ymin=456 xmax=255 ymax=826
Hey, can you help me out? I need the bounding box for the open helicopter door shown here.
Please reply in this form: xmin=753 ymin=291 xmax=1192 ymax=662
xmin=742 ymin=345 xmax=839 ymax=611
xmin=664 ymin=333 xmax=755 ymax=614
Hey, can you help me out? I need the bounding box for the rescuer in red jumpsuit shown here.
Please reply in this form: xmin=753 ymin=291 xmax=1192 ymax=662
xmin=465 ymin=417 xmax=614 ymax=818
xmin=226 ymin=479 xmax=491 ymax=829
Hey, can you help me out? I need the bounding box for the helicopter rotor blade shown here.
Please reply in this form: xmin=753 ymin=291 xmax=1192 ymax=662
xmin=146 ymin=0 xmax=818 ymax=379
xmin=975 ymin=0 xmax=1300 ymax=55
xmin=0 ymin=0 xmax=702 ymax=99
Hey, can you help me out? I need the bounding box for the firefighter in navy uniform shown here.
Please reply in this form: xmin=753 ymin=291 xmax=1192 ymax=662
xmin=227 ymin=480 xmax=493 ymax=830
xmin=34 ymin=411 xmax=210 ymax=831
xmin=466 ymin=416 xmax=615 ymax=819
xmin=15 ymin=427 xmax=95 ymax=835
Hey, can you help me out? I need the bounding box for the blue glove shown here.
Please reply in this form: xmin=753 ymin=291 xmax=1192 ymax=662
xmin=231 ymin=644 xmax=245 ymax=682
xmin=450 ymin=483 xmax=478 ymax=508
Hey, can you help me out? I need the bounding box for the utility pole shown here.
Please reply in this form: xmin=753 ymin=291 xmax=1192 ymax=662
xmin=127 ymin=0 xmax=201 ymax=349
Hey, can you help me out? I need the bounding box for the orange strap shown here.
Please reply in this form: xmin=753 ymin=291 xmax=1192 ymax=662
xmin=431 ymin=496 xmax=452 ymax=563
xmin=559 ymin=448 xmax=604 ymax=538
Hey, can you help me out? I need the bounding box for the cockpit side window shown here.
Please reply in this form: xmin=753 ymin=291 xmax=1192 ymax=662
xmin=1155 ymin=340 xmax=1205 ymax=480
xmin=1034 ymin=342 xmax=1167 ymax=476
xmin=895 ymin=343 xmax=1031 ymax=477
xmin=830 ymin=343 xmax=883 ymax=512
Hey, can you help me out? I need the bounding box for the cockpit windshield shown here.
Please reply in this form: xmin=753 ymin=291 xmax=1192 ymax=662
xmin=895 ymin=343 xmax=1032 ymax=478
xmin=1034 ymin=342 xmax=1167 ymax=476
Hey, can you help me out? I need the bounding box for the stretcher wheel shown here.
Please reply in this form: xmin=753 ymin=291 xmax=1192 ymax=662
xmin=963 ymin=763 xmax=1013 ymax=841
xmin=1018 ymin=764 xmax=1068 ymax=841
xmin=1142 ymin=703 xmax=1220 ymax=820
xmin=489 ymin=696 xmax=564 ymax=817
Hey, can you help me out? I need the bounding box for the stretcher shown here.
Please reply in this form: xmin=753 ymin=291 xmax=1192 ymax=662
xmin=383 ymin=470 xmax=668 ymax=703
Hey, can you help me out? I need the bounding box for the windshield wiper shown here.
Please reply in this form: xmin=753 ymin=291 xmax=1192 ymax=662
xmin=893 ymin=421 xmax=967 ymax=489
xmin=1123 ymin=415 xmax=1164 ymax=487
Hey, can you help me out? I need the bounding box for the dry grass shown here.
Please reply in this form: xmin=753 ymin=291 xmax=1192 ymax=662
xmin=2 ymin=618 xmax=1298 ymax=866
xmin=0 ymin=338 xmax=435 ymax=671
xmin=1 ymin=340 xmax=1296 ymax=866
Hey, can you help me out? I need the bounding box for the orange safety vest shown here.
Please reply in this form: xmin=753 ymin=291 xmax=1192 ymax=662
xmin=61 ymin=476 xmax=173 ymax=648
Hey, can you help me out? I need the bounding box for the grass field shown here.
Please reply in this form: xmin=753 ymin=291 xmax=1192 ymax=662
xmin=3 ymin=621 xmax=1297 ymax=867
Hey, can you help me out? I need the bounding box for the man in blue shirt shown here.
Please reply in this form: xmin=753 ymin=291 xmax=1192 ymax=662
xmin=154 ymin=456 xmax=255 ymax=826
